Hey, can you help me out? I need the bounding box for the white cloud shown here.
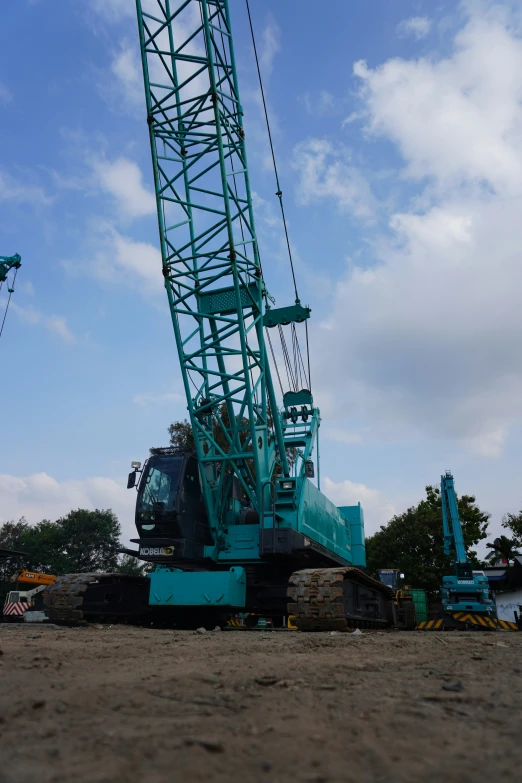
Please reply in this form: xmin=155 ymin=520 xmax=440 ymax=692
xmin=111 ymin=44 xmax=143 ymax=107
xmin=0 ymin=170 xmax=52 ymax=207
xmin=0 ymin=472 xmax=137 ymax=544
xmin=0 ymin=82 xmax=12 ymax=105
xmin=88 ymin=0 xmax=135 ymax=22
xmin=397 ymin=16 xmax=432 ymax=40
xmin=19 ymin=280 xmax=35 ymax=297
xmin=105 ymin=229 xmax=162 ymax=293
xmin=311 ymin=3 xmax=522 ymax=458
xmin=260 ymin=15 xmax=281 ymax=76
xmin=65 ymin=222 xmax=163 ymax=297
xmin=292 ymin=138 xmax=376 ymax=220
xmin=322 ymin=477 xmax=395 ymax=535
xmin=353 ymin=14 xmax=522 ymax=192
xmin=92 ymin=157 xmax=156 ymax=220
xmin=10 ymin=303 xmax=76 ymax=344
xmin=301 ymin=91 xmax=336 ymax=117
xmin=45 ymin=315 xmax=76 ymax=345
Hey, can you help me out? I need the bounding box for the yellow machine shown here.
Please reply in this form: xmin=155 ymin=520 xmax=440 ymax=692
xmin=377 ymin=570 xmax=418 ymax=630
xmin=10 ymin=570 xmax=57 ymax=586
xmin=3 ymin=571 xmax=57 ymax=621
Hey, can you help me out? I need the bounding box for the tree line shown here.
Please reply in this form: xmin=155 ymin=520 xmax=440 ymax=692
xmin=0 ymin=509 xmax=143 ymax=597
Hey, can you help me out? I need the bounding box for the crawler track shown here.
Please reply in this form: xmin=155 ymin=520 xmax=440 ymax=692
xmin=44 ymin=573 xmax=150 ymax=625
xmin=287 ymin=567 xmax=394 ymax=631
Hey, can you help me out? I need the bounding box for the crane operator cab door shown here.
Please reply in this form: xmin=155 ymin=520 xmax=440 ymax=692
xmin=133 ymin=451 xmax=212 ymax=563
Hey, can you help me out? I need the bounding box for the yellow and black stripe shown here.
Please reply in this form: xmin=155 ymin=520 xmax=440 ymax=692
xmin=451 ymin=612 xmax=518 ymax=630
xmin=226 ymin=616 xmax=243 ymax=628
xmin=417 ymin=612 xmax=519 ymax=631
xmin=416 ymin=619 xmax=444 ymax=631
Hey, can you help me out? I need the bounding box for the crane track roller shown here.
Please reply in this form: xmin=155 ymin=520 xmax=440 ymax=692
xmin=44 ymin=573 xmax=150 ymax=626
xmin=287 ymin=567 xmax=394 ymax=632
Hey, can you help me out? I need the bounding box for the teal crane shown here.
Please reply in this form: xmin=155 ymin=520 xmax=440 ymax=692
xmin=44 ymin=0 xmax=394 ymax=630
xmin=0 ymin=253 xmax=21 ymax=286
xmin=0 ymin=253 xmax=21 ymax=340
xmin=439 ymin=471 xmax=498 ymax=629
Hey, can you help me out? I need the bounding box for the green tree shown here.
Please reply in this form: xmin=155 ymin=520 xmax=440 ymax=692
xmin=485 ymin=534 xmax=520 ymax=564
xmin=168 ymin=418 xmax=194 ymax=450
xmin=365 ymin=485 xmax=489 ymax=594
xmin=502 ymin=509 xmax=522 ymax=547
xmin=0 ymin=509 xmax=121 ymax=576
xmin=167 ymin=404 xmax=296 ymax=471
xmin=55 ymin=509 xmax=121 ymax=572
xmin=167 ymin=403 xmax=251 ymax=454
xmin=116 ymin=553 xmax=148 ymax=576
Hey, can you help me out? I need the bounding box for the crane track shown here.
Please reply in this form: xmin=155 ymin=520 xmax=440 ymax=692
xmin=44 ymin=573 xmax=150 ymax=625
xmin=287 ymin=567 xmax=394 ymax=632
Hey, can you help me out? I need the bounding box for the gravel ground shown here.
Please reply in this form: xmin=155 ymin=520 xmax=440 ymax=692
xmin=0 ymin=623 xmax=521 ymax=783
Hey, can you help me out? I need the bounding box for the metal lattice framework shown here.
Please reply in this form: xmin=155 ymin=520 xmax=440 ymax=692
xmin=136 ymin=0 xmax=289 ymax=529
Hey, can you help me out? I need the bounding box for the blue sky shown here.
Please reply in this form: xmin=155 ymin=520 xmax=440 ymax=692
xmin=2 ymin=0 xmax=522 ymax=550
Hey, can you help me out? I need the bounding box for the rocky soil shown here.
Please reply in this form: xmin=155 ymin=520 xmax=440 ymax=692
xmin=0 ymin=624 xmax=521 ymax=783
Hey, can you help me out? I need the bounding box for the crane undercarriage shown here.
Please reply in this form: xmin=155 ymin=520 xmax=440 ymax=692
xmin=44 ymin=566 xmax=394 ymax=631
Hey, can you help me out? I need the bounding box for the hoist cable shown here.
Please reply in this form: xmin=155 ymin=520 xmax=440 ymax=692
xmin=304 ymin=320 xmax=311 ymax=391
xmin=0 ymin=267 xmax=18 ymax=340
xmin=266 ymin=327 xmax=284 ymax=397
xmin=245 ymin=0 xmax=299 ymax=303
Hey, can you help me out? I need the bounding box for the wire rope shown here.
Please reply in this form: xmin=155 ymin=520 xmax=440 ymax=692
xmin=245 ymin=0 xmax=299 ymax=303
xmin=0 ymin=268 xmax=18 ymax=340
xmin=245 ymin=0 xmax=313 ymax=398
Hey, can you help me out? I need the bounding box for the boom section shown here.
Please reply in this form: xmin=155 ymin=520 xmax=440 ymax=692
xmin=441 ymin=471 xmax=468 ymax=565
xmin=136 ymin=0 xmax=288 ymax=531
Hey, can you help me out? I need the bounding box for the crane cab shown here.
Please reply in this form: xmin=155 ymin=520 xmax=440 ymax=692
xmin=130 ymin=449 xmax=212 ymax=563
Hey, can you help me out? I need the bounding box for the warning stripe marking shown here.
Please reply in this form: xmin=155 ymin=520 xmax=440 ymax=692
xmin=3 ymin=602 xmax=26 ymax=616
xmin=416 ymin=619 xmax=444 ymax=630
xmin=417 ymin=613 xmax=519 ymax=631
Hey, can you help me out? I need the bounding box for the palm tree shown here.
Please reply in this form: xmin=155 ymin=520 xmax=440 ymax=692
xmin=485 ymin=535 xmax=520 ymax=565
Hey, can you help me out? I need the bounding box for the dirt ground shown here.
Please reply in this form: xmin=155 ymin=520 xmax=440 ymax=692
xmin=0 ymin=624 xmax=521 ymax=783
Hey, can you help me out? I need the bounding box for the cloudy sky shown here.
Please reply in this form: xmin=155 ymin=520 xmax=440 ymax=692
xmin=2 ymin=0 xmax=522 ymax=549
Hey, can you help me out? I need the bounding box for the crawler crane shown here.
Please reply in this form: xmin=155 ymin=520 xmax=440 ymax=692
xmin=45 ymin=0 xmax=393 ymax=629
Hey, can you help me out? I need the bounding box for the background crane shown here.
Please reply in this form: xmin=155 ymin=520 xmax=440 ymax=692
xmin=439 ymin=471 xmax=500 ymax=629
xmin=0 ymin=253 xmax=21 ymax=340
